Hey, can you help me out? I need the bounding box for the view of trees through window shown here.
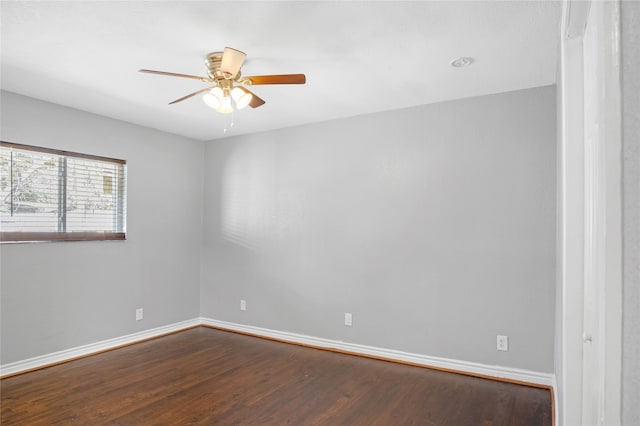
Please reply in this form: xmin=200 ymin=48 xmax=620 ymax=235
xmin=0 ymin=142 xmax=126 ymax=241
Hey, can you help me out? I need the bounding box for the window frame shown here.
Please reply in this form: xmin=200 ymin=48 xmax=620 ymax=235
xmin=0 ymin=141 xmax=127 ymax=243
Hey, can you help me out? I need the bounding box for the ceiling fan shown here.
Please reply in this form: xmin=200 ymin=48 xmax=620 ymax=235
xmin=139 ymin=47 xmax=306 ymax=114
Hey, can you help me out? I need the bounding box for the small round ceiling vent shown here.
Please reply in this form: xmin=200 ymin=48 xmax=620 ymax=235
xmin=450 ymin=57 xmax=475 ymax=68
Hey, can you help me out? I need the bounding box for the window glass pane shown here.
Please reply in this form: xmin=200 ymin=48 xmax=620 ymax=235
xmin=0 ymin=149 xmax=10 ymax=214
xmin=66 ymin=158 xmax=123 ymax=232
xmin=0 ymin=148 xmax=59 ymax=232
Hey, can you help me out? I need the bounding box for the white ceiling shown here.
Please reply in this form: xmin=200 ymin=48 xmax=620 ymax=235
xmin=1 ymin=1 xmax=561 ymax=141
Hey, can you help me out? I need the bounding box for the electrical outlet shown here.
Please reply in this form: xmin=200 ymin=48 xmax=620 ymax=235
xmin=497 ymin=335 xmax=508 ymax=351
xmin=344 ymin=313 xmax=352 ymax=326
xmin=135 ymin=308 xmax=143 ymax=321
xmin=240 ymin=299 xmax=246 ymax=311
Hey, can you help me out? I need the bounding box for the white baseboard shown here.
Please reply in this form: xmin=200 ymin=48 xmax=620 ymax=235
xmin=0 ymin=318 xmax=200 ymax=378
xmin=1 ymin=316 xmax=556 ymax=391
xmin=200 ymin=317 xmax=555 ymax=388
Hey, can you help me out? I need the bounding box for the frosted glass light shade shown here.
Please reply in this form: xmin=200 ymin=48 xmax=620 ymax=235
xmin=217 ymin=95 xmax=234 ymax=114
xmin=203 ymin=87 xmax=224 ymax=109
xmin=231 ymin=87 xmax=252 ymax=109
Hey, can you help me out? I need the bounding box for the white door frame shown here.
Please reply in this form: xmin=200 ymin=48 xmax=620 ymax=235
xmin=559 ymin=0 xmax=623 ymax=425
xmin=558 ymin=2 xmax=587 ymax=423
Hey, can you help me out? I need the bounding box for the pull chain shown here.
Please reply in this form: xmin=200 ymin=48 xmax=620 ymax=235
xmin=223 ymin=112 xmax=235 ymax=134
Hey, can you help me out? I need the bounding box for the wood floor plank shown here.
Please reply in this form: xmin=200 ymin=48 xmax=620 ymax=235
xmin=1 ymin=327 xmax=552 ymax=425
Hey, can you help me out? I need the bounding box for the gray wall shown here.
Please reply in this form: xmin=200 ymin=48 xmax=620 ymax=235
xmin=622 ymin=1 xmax=640 ymax=424
xmin=201 ymin=86 xmax=557 ymax=373
xmin=1 ymin=86 xmax=557 ymax=375
xmin=0 ymin=91 xmax=204 ymax=364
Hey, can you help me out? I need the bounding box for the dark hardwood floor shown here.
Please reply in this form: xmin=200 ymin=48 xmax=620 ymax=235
xmin=1 ymin=327 xmax=552 ymax=425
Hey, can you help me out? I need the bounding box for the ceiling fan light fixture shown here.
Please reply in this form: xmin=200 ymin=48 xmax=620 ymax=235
xmin=203 ymin=87 xmax=224 ymax=109
xmin=141 ymin=46 xmax=306 ymax=116
xmin=231 ymin=87 xmax=252 ymax=109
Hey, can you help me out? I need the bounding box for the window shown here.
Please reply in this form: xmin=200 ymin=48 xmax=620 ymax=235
xmin=0 ymin=141 xmax=126 ymax=242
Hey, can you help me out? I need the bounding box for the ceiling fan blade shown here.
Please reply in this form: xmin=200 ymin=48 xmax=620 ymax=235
xmin=220 ymin=47 xmax=246 ymax=79
xmin=237 ymin=86 xmax=266 ymax=108
xmin=241 ymin=74 xmax=306 ymax=85
xmin=169 ymin=86 xmax=215 ymax=105
xmin=139 ymin=69 xmax=213 ymax=83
